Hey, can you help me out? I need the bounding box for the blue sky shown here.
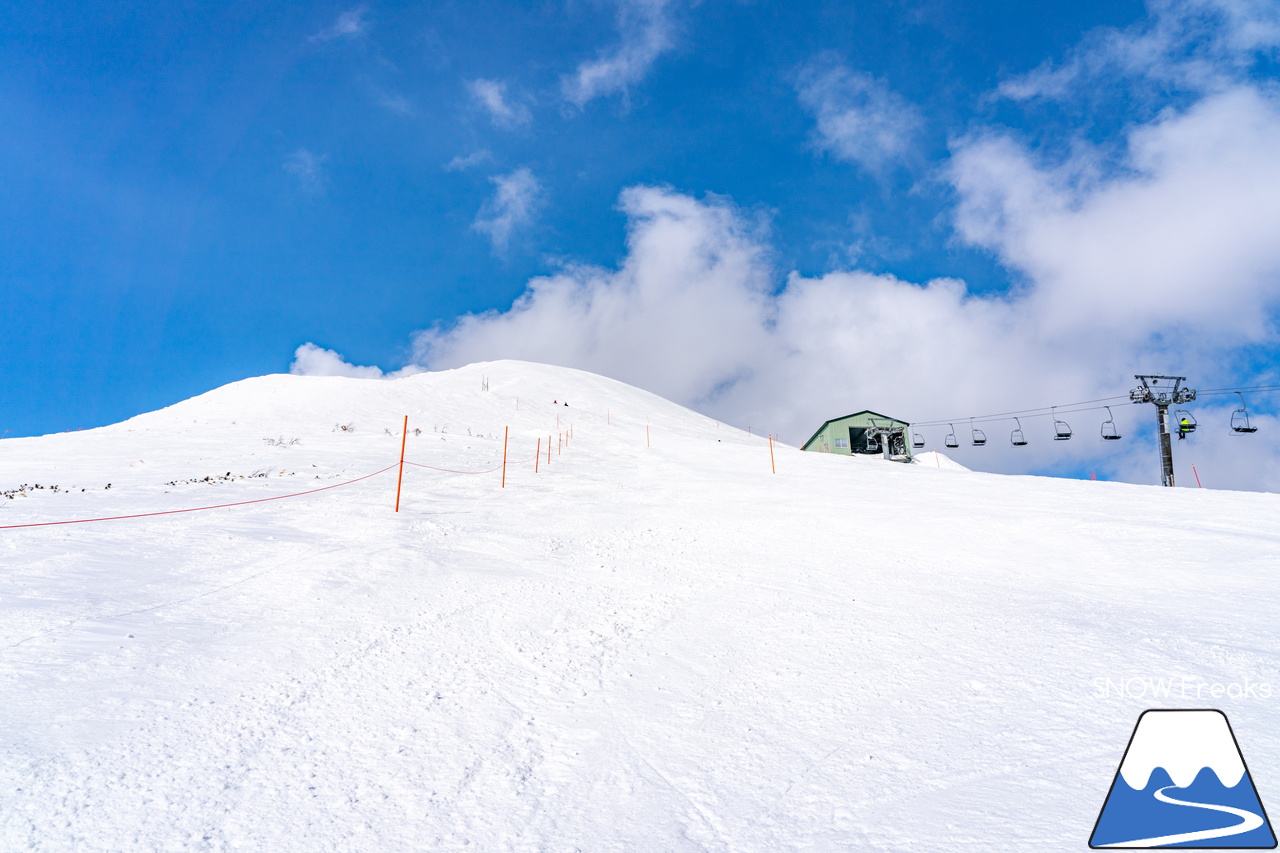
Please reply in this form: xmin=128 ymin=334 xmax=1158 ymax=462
xmin=4 ymin=0 xmax=1280 ymax=488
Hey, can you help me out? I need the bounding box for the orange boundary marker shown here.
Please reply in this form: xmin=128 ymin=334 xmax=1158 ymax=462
xmin=501 ymin=426 xmax=509 ymax=488
xmin=769 ymin=435 xmax=776 ymax=474
xmin=547 ymin=436 xmax=551 ymax=466
xmin=395 ymin=415 xmax=408 ymax=511
xmin=535 ymin=437 xmax=541 ymax=473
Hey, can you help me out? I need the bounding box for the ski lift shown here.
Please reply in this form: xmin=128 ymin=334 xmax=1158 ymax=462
xmin=1010 ymin=417 xmax=1028 ymax=447
xmin=1232 ymin=392 xmax=1259 ymax=434
xmin=970 ymin=417 xmax=987 ymax=447
xmin=1100 ymin=406 xmax=1122 ymax=441
xmin=912 ymin=430 xmax=925 ymax=449
xmin=945 ymin=424 xmax=959 ymax=448
xmin=1174 ymin=409 xmax=1197 ymax=437
xmin=1052 ymin=407 xmax=1072 ymax=440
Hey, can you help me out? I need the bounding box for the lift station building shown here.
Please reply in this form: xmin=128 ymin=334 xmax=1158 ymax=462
xmin=801 ymin=410 xmax=912 ymax=460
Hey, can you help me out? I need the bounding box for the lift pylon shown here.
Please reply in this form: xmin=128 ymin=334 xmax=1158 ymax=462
xmin=1130 ymin=375 xmax=1196 ymax=487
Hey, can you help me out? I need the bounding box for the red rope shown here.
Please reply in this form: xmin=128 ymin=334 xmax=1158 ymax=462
xmin=404 ymin=460 xmax=504 ymax=475
xmin=403 ymin=452 xmax=539 ymax=475
xmin=0 ymin=464 xmax=400 ymax=531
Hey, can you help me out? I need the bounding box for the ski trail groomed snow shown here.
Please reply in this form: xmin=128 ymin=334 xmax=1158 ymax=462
xmin=1099 ymin=785 xmax=1265 ymax=848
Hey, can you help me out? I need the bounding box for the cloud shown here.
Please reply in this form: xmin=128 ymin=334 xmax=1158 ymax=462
xmin=951 ymin=86 xmax=1280 ymax=344
xmin=289 ymin=343 xmax=424 ymax=379
xmin=467 ymin=79 xmax=531 ymax=128
xmin=796 ymin=59 xmax=923 ymax=172
xmin=445 ymin=150 xmax=493 ymax=172
xmin=283 ymin=149 xmax=328 ymax=194
xmin=421 ymin=187 xmax=773 ymax=404
xmin=377 ymin=92 xmax=415 ymax=117
xmin=472 ymin=168 xmax=543 ymax=253
xmin=562 ymin=0 xmax=676 ymax=107
xmin=309 ymin=6 xmax=370 ymax=43
xmin=999 ymin=0 xmax=1280 ymax=99
xmin=415 ymin=151 xmax=1280 ymax=489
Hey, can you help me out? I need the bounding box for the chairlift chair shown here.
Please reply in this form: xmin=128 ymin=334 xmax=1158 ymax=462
xmin=944 ymin=424 xmax=959 ymax=448
xmin=1232 ymin=392 xmax=1259 ymax=434
xmin=1052 ymin=407 xmax=1073 ymax=440
xmin=1010 ymin=417 xmax=1028 ymax=447
xmin=912 ymin=430 xmax=926 ymax=449
xmin=1174 ymin=409 xmax=1197 ymax=436
xmin=970 ymin=417 xmax=987 ymax=447
xmin=1100 ymin=406 xmax=1122 ymax=441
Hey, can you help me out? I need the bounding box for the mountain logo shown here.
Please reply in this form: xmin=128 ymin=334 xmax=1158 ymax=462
xmin=1090 ymin=709 xmax=1276 ymax=848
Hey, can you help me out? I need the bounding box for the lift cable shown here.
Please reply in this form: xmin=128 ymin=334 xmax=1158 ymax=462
xmin=910 ymin=385 xmax=1278 ymax=430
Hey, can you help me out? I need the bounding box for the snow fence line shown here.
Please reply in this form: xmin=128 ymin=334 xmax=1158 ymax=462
xmin=0 ymin=444 xmax=547 ymax=532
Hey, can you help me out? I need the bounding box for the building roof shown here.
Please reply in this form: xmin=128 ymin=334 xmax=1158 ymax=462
xmin=801 ymin=410 xmax=909 ymax=450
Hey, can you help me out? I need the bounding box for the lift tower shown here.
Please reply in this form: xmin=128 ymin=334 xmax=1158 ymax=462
xmin=1130 ymin=375 xmax=1196 ymax=487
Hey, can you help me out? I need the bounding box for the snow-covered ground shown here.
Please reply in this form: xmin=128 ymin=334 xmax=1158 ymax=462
xmin=2 ymin=360 xmax=1277 ymax=852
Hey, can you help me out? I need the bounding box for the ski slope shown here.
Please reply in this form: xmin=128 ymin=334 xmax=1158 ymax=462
xmin=2 ymin=360 xmax=1277 ymax=852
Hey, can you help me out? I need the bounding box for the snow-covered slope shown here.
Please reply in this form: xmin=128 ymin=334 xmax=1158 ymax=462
xmin=2 ymin=360 xmax=1278 ymax=852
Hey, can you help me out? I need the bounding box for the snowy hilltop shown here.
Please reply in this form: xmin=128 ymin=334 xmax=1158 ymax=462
xmin=2 ymin=360 xmax=1278 ymax=852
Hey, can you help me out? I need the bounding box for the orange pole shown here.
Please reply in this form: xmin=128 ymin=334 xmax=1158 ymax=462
xmin=395 ymin=415 xmax=408 ymax=511
xmin=547 ymin=436 xmax=551 ymax=465
xmin=558 ymin=433 xmax=561 ymax=455
xmin=535 ymin=437 xmax=540 ymax=473
xmin=501 ymin=426 xmax=509 ymax=488
xmin=646 ymin=424 xmax=650 ymax=447
xmin=769 ymin=435 xmax=776 ymax=474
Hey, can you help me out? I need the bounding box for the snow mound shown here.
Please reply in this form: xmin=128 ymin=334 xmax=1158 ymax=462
xmin=910 ymin=449 xmax=971 ymax=471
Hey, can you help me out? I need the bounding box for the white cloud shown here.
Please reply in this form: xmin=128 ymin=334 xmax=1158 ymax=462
xmin=283 ymin=149 xmax=328 ymax=195
xmin=421 ymin=187 xmax=773 ymax=404
xmin=309 ymin=6 xmax=370 ymax=43
xmin=415 ymin=164 xmax=1280 ymax=490
xmin=289 ymin=343 xmax=424 ymax=379
xmin=445 ymin=150 xmax=493 ymax=172
xmin=999 ymin=0 xmax=1280 ymax=99
xmin=472 ymin=168 xmax=543 ymax=254
xmin=467 ymin=79 xmax=531 ymax=128
xmin=377 ymin=92 xmax=415 ymax=117
xmin=562 ymin=0 xmax=676 ymax=108
xmin=951 ymin=86 xmax=1280 ymax=344
xmin=796 ymin=59 xmax=922 ymax=172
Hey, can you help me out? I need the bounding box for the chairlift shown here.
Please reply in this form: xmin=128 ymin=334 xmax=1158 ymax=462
xmin=1010 ymin=417 xmax=1028 ymax=447
xmin=1232 ymin=392 xmax=1259 ymax=434
xmin=945 ymin=424 xmax=959 ymax=448
xmin=1174 ymin=409 xmax=1197 ymax=437
xmin=1052 ymin=406 xmax=1072 ymax=440
xmin=970 ymin=417 xmax=987 ymax=447
xmin=1100 ymin=406 xmax=1122 ymax=441
xmin=912 ymin=430 xmax=926 ymax=449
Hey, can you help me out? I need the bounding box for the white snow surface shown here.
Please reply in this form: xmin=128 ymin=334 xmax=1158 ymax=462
xmin=1118 ymin=710 xmax=1246 ymax=789
xmin=2 ymin=360 xmax=1279 ymax=851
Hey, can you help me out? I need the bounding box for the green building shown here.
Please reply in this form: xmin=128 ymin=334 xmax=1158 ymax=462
xmin=802 ymin=410 xmax=912 ymax=460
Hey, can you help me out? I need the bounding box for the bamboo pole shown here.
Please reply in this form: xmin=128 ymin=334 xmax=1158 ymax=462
xmin=395 ymin=415 xmax=408 ymax=511
xmin=501 ymin=426 xmax=509 ymax=488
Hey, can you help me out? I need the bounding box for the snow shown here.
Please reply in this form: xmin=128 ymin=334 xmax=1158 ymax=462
xmin=2 ymin=359 xmax=1279 ymax=851
xmin=1118 ymin=710 xmax=1246 ymax=789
